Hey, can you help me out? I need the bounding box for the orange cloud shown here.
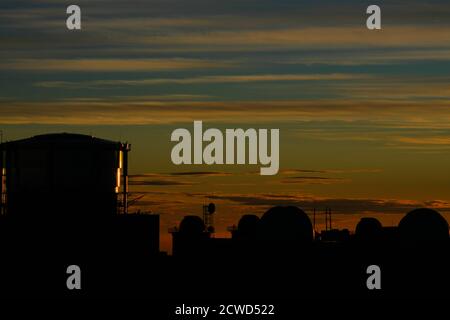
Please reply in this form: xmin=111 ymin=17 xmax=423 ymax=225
xmin=2 ymin=98 xmax=450 ymax=125
xmin=35 ymin=73 xmax=371 ymax=88
xmin=1 ymin=58 xmax=232 ymax=72
xmin=143 ymin=26 xmax=450 ymax=50
xmin=394 ymin=136 xmax=450 ymax=146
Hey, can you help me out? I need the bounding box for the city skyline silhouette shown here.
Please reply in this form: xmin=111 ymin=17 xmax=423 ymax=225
xmin=2 ymin=132 xmax=450 ymax=254
xmin=2 ymin=1 xmax=450 ymax=253
xmin=1 ymin=0 xmax=450 ymax=301
xmin=0 ymin=132 xmax=449 ymax=299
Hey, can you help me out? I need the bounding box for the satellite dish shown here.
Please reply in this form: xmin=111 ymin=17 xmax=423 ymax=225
xmin=208 ymin=203 xmax=216 ymax=214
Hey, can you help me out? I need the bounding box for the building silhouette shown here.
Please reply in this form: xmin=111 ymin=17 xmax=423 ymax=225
xmin=0 ymin=134 xmax=160 ymax=281
xmin=0 ymin=132 xmax=449 ymax=299
xmin=0 ymin=133 xmax=131 ymax=217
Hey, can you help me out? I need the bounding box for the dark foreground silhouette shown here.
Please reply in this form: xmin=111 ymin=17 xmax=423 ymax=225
xmin=0 ymin=134 xmax=448 ymax=299
xmin=0 ymin=206 xmax=448 ymax=299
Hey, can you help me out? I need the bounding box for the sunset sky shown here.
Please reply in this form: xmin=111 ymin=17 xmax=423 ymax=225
xmin=1 ymin=0 xmax=450 ymax=252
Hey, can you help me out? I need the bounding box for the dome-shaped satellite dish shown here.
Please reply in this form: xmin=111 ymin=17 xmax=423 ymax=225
xmin=179 ymin=215 xmax=205 ymax=234
xmin=258 ymin=206 xmax=313 ymax=243
xmin=355 ymin=217 xmax=383 ymax=242
xmin=238 ymin=214 xmax=259 ymax=232
xmin=238 ymin=214 xmax=260 ymax=234
xmin=399 ymin=208 xmax=449 ymax=243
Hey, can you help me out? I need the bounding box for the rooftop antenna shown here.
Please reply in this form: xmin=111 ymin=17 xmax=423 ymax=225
xmin=203 ymin=203 xmax=216 ymax=235
xmin=329 ymin=207 xmax=332 ymax=230
xmin=313 ymin=207 xmax=316 ymax=233
xmin=121 ymin=142 xmax=131 ymax=214
xmin=325 ymin=207 xmax=332 ymax=231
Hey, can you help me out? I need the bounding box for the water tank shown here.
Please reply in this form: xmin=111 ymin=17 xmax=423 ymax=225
xmin=0 ymin=133 xmax=129 ymax=217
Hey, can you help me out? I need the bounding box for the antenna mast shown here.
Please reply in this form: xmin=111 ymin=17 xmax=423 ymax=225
xmin=203 ymin=203 xmax=216 ymax=234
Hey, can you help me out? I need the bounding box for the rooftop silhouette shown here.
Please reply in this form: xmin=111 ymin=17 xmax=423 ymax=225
xmin=399 ymin=208 xmax=449 ymax=243
xmin=0 ymin=133 xmax=449 ymax=299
